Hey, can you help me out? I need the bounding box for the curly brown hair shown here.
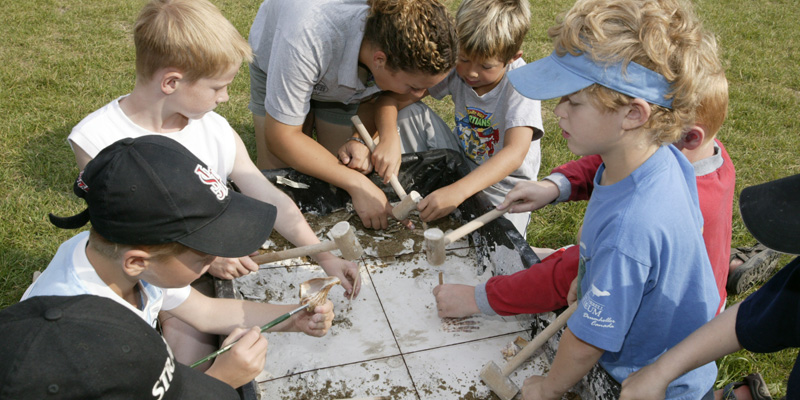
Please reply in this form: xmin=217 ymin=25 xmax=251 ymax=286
xmin=364 ymin=0 xmax=457 ymax=75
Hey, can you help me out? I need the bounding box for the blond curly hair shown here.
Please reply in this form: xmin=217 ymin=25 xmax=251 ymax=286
xmin=364 ymin=0 xmax=457 ymax=75
xmin=549 ymin=0 xmax=721 ymax=145
xmin=134 ymin=0 xmax=252 ymax=83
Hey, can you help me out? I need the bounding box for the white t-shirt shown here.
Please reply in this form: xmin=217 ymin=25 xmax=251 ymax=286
xmin=22 ymin=231 xmax=192 ymax=329
xmin=68 ymin=95 xmax=237 ymax=180
xmin=429 ymin=58 xmax=545 ymax=198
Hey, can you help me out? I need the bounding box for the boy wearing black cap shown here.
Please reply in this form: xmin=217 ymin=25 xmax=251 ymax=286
xmin=620 ymin=173 xmax=800 ymax=400
xmin=0 ymin=295 xmax=240 ymax=400
xmin=22 ymin=136 xmax=334 ymax=389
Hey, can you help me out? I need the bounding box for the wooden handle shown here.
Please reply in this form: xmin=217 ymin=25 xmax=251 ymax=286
xmin=251 ymin=241 xmax=337 ymax=264
xmin=350 ymin=116 xmax=408 ymax=199
xmin=443 ymin=208 xmax=508 ymax=245
xmin=500 ymin=302 xmax=578 ymax=376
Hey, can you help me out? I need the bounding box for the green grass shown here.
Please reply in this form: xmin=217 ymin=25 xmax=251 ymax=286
xmin=1 ymin=0 xmax=798 ymax=396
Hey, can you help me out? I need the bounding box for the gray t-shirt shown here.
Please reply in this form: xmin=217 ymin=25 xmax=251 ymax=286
xmin=249 ymin=0 xmax=381 ymax=126
xmin=428 ymin=58 xmax=545 ymax=196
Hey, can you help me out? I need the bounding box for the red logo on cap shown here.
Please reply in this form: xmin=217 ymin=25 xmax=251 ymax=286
xmin=194 ymin=165 xmax=228 ymax=201
xmin=76 ymin=171 xmax=89 ymax=192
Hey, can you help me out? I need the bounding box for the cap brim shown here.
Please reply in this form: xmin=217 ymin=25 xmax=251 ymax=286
xmin=739 ymin=173 xmax=800 ymax=255
xmin=178 ymin=192 xmax=277 ymax=258
xmin=507 ymin=54 xmax=595 ymax=101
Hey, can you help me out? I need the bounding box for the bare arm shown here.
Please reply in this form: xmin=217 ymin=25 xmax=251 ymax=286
xmin=229 ymin=130 xmax=360 ymax=294
xmin=169 ymin=288 xmax=334 ymax=336
xmin=419 ymin=126 xmax=534 ymax=222
xmin=523 ymin=327 xmax=604 ymax=400
xmin=263 ymin=114 xmax=392 ymax=229
xmin=71 ymin=142 xmax=93 ymax=170
xmin=620 ymin=303 xmax=743 ymax=400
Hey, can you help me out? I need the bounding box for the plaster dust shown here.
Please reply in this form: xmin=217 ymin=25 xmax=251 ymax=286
xmin=232 ymin=210 xmax=555 ymax=399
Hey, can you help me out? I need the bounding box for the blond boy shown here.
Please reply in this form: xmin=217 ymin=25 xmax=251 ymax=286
xmin=505 ymin=0 xmax=720 ymax=398
xmin=344 ymin=0 xmax=543 ymax=236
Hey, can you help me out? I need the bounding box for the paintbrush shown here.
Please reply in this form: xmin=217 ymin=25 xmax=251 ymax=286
xmin=190 ymin=277 xmax=341 ymax=368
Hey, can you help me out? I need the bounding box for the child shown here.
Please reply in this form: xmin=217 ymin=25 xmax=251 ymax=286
xmin=434 ymin=66 xmax=735 ymax=319
xmin=499 ymin=0 xmax=720 ymax=398
xmin=0 ymin=295 xmax=240 ymax=399
xmin=23 ymin=136 xmax=335 ymax=389
xmin=248 ymin=0 xmax=457 ymax=230
xmin=67 ymin=0 xmax=359 ymax=292
xmin=347 ymin=0 xmax=544 ymax=237
xmin=620 ymin=174 xmax=800 ymax=400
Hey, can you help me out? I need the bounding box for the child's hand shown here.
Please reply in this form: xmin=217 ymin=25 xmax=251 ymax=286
xmin=432 ymin=284 xmax=479 ymax=318
xmin=567 ymin=276 xmax=579 ymax=305
xmin=294 ymin=300 xmax=334 ymax=337
xmin=206 ymin=326 xmax=268 ymax=388
xmin=338 ymin=139 xmax=373 ymax=174
xmin=498 ymin=180 xmax=560 ymax=214
xmin=317 ymin=254 xmax=361 ymax=298
xmin=417 ymin=186 xmax=466 ymax=222
xmin=522 ymin=375 xmax=560 ymax=400
xmin=207 ymin=254 xmax=259 ymax=280
xmin=349 ymin=183 xmax=392 ymax=229
xmin=620 ymin=365 xmax=669 ymax=400
xmin=372 ymin=135 xmax=402 ymax=184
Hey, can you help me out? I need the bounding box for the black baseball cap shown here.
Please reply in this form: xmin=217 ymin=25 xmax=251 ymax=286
xmin=0 ymin=295 xmax=240 ymax=400
xmin=49 ymin=135 xmax=276 ymax=258
xmin=739 ymin=173 xmax=800 ymax=255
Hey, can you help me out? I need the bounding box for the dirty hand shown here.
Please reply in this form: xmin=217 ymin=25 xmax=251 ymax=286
xmin=521 ymin=375 xmax=561 ymax=400
xmin=206 ymin=326 xmax=268 ymax=389
xmin=338 ymin=139 xmax=373 ymax=174
xmin=208 ymin=253 xmax=259 ymax=280
xmin=498 ymin=180 xmax=560 ymax=214
xmin=294 ymin=300 xmax=334 ymax=337
xmin=349 ymin=183 xmax=392 ymax=230
xmin=318 ymin=255 xmax=361 ymax=298
xmin=619 ymin=366 xmax=669 ymax=400
xmin=567 ymin=276 xmax=579 ymax=305
xmin=372 ymin=136 xmax=402 ymax=184
xmin=432 ymin=284 xmax=479 ymax=318
xmin=418 ymin=186 xmax=466 ymax=222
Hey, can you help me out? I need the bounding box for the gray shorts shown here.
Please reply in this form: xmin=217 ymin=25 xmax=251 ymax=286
xmin=248 ymin=62 xmax=358 ymax=126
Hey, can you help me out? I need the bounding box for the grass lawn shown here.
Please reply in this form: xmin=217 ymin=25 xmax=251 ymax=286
xmin=1 ymin=0 xmax=798 ymax=396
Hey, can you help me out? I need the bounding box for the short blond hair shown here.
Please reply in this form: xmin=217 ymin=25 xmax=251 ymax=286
xmin=549 ymin=0 xmax=712 ymax=145
xmin=89 ymin=228 xmax=191 ymax=261
xmin=134 ymin=0 xmax=252 ymax=82
xmin=456 ymin=0 xmax=530 ymax=62
xmin=693 ymin=34 xmax=728 ymax=143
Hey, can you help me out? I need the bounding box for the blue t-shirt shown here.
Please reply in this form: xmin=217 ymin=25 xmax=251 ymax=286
xmin=570 ymin=145 xmax=719 ymax=400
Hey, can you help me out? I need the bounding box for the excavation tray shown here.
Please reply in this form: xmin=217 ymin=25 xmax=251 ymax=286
xmin=217 ymin=149 xmax=619 ymax=399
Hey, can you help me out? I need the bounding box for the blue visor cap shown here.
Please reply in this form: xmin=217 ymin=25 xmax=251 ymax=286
xmin=507 ymin=51 xmax=674 ymax=109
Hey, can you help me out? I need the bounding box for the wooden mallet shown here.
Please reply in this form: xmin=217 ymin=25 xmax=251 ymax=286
xmin=424 ymin=207 xmax=509 ymax=266
xmin=252 ymin=221 xmax=363 ymax=265
xmin=480 ymin=302 xmax=578 ymax=400
xmin=350 ymin=115 xmax=422 ymax=220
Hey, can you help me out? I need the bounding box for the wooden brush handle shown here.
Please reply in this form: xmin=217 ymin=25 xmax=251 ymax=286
xmin=443 ymin=208 xmax=508 ymax=245
xmin=251 ymin=241 xmax=337 ymax=264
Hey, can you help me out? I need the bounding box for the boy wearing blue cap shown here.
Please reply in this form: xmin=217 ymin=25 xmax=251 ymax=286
xmin=23 ymin=136 xmax=334 ymax=389
xmin=503 ymin=0 xmax=720 ymax=399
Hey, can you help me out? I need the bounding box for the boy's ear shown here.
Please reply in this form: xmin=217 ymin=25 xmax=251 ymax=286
xmin=160 ymin=69 xmax=184 ymax=95
xmin=510 ymin=50 xmax=523 ymax=63
xmin=621 ymin=98 xmax=651 ymax=130
xmin=122 ymin=249 xmax=151 ymax=278
xmin=677 ymin=125 xmax=706 ymax=150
